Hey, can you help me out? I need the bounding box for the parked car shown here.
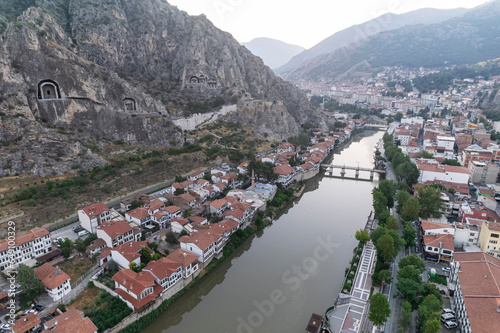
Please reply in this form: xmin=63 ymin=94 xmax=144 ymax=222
xmin=73 ymin=225 xmax=84 ymax=233
xmin=0 ymin=323 xmax=11 ymax=331
xmin=442 ymin=308 xmax=455 ymax=315
xmin=78 ymin=230 xmax=89 ymax=237
xmin=442 ymin=267 xmax=451 ymax=272
xmin=34 ymin=305 xmax=44 ymax=312
xmin=441 ymin=313 xmax=455 ymax=322
xmin=444 ymin=321 xmax=457 ymax=329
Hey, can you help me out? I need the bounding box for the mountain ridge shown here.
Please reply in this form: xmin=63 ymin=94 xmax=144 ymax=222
xmin=242 ymin=37 xmax=305 ymax=69
xmin=0 ymin=0 xmax=321 ymax=176
xmin=281 ymin=1 xmax=500 ymax=82
xmin=276 ymin=7 xmax=470 ymax=75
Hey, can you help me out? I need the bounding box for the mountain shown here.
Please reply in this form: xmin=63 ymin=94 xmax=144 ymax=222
xmin=0 ymin=0 xmax=321 ymax=176
xmin=282 ymin=0 xmax=500 ymax=82
xmin=276 ymin=7 xmax=469 ymax=75
xmin=242 ymin=37 xmax=305 ymax=69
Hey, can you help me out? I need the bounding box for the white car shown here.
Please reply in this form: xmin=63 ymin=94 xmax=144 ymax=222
xmin=442 ymin=267 xmax=451 ymax=272
xmin=444 ymin=320 xmax=457 ymax=329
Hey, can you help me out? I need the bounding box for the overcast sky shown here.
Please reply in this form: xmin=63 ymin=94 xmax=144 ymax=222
xmin=167 ymin=0 xmax=490 ymax=49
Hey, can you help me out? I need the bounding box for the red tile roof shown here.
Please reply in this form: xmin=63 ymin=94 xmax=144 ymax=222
xmin=34 ymin=263 xmax=70 ymax=290
xmin=167 ymin=249 xmax=199 ymax=268
xmin=80 ymin=203 xmax=109 ymax=217
xmin=12 ymin=313 xmax=41 ymax=333
xmin=0 ymin=228 xmax=49 ymax=252
xmin=421 ymin=220 xmax=452 ymax=231
xmin=178 ymin=193 xmax=195 ymax=202
xmin=46 ymin=309 xmax=98 ymax=333
xmin=453 ymin=252 xmax=500 ymax=333
xmin=146 ymin=198 xmax=165 ymax=211
xmin=96 ymin=220 xmax=132 ymax=239
xmin=144 ymin=257 xmax=182 ymax=280
xmin=163 ymin=205 xmax=181 ymax=214
xmin=423 ymin=234 xmax=454 ymax=250
xmin=112 ymin=241 xmax=150 ymax=262
xmin=273 ymin=164 xmax=294 ymax=175
xmin=127 ymin=207 xmax=150 ymax=220
xmin=210 ymin=199 xmax=227 ymax=209
xmin=112 ymin=269 xmax=156 ymax=294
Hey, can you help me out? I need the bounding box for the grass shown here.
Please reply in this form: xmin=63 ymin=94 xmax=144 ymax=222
xmin=57 ymin=255 xmax=93 ymax=282
xmin=429 ymin=274 xmax=447 ymax=286
xmin=68 ymin=286 xmax=100 ymax=312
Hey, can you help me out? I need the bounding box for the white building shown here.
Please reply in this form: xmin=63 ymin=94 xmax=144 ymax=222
xmin=96 ymin=220 xmax=138 ymax=248
xmin=110 ymin=241 xmax=150 ymax=269
xmin=78 ymin=203 xmax=111 ymax=233
xmin=34 ymin=263 xmax=71 ymax=302
xmin=416 ymin=160 xmax=470 ymax=185
xmin=274 ymin=164 xmax=295 ymax=188
xmin=0 ymin=228 xmax=52 ymax=271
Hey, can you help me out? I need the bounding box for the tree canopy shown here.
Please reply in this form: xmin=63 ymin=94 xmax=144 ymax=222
xmin=417 ymin=186 xmax=444 ymax=219
xmin=369 ymin=293 xmax=391 ymax=326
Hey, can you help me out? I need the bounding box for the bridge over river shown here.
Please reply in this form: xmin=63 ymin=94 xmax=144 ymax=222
xmin=321 ymin=164 xmax=386 ymax=181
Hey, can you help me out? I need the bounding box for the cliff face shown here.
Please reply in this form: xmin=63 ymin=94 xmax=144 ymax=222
xmin=0 ymin=0 xmax=319 ymax=176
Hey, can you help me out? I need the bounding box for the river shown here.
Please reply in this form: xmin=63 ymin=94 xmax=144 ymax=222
xmin=142 ymin=130 xmax=384 ymax=333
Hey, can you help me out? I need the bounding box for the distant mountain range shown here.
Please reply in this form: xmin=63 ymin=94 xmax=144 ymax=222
xmin=242 ymin=37 xmax=305 ymax=69
xmin=276 ymin=6 xmax=471 ymax=77
xmin=280 ymin=1 xmax=500 ymax=82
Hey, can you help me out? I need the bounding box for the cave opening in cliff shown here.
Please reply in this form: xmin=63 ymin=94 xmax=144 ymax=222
xmin=123 ymin=98 xmax=136 ymax=111
xmin=37 ymin=79 xmax=61 ymax=99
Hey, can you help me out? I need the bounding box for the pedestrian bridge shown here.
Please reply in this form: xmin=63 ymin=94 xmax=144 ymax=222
xmin=364 ymin=123 xmax=388 ymax=130
xmin=321 ymin=164 xmax=386 ymax=181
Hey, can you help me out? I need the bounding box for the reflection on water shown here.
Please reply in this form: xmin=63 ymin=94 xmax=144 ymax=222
xmin=143 ymin=131 xmax=384 ymax=333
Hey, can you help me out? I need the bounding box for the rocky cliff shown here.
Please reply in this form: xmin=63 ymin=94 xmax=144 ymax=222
xmin=0 ymin=0 xmax=320 ymax=176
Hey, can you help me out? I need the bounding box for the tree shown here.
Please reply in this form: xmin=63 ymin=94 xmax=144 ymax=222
xmin=402 ymin=223 xmax=417 ymax=249
xmin=75 ymin=238 xmax=86 ymax=252
xmin=373 ymin=189 xmax=388 ymax=215
xmin=175 ymin=188 xmax=185 ymax=196
xmin=378 ymin=179 xmax=397 ymax=208
xmin=355 ymin=229 xmax=370 ymax=243
xmin=298 ymin=132 xmax=310 ymax=147
xmin=59 ymin=237 xmax=73 ymax=258
xmin=379 ymin=269 xmax=392 ymax=284
xmin=417 ymin=151 xmax=434 ymax=159
xmin=370 ymin=227 xmax=387 ymax=245
xmin=377 ymin=234 xmax=397 ymax=263
xmin=398 ymin=301 xmax=413 ymax=332
xmin=387 ymin=215 xmax=399 ymax=231
xmin=395 ymin=161 xmax=420 ymax=186
xmin=369 ymin=293 xmax=391 ymax=326
xmin=377 ymin=209 xmax=390 ymax=226
xmin=423 ymin=318 xmax=441 ymax=333
xmin=17 ymin=264 xmax=43 ymax=295
xmin=417 ymin=186 xmax=444 ymax=219
xmin=395 ymin=190 xmax=411 ymax=215
xmin=399 ymin=254 xmax=425 ymax=272
xmin=130 ymin=200 xmax=142 ymax=210
xmin=442 ymin=159 xmax=461 ymax=166
xmin=401 ymin=197 xmax=421 ymax=222
xmin=395 ymin=112 xmax=404 ymax=122
xmin=397 ymin=265 xmax=423 ymax=284
xmin=396 ymin=277 xmax=424 ymax=306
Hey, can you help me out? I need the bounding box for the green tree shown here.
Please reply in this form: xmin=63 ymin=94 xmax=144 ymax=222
xmin=355 ymin=229 xmax=370 ymax=243
xmin=379 ymin=269 xmax=392 ymax=284
xmin=377 ymin=209 xmax=391 ymax=226
xmin=370 ymin=227 xmax=387 ymax=245
xmin=59 ymin=237 xmax=74 ymax=258
xmin=399 ymin=301 xmax=413 ymax=332
xmin=130 ymin=200 xmax=142 ymax=210
xmin=369 ymin=293 xmax=391 ymax=326
xmin=378 ymin=179 xmax=397 ymax=208
xmin=417 ymin=151 xmax=434 ymax=159
xmin=417 ymin=186 xmax=444 ymax=219
xmin=442 ymin=159 xmax=461 ymax=166
xmin=396 ymin=278 xmax=424 ymax=306
xmin=395 ymin=161 xmax=420 ymax=186
xmin=395 ymin=112 xmax=404 ymax=122
xmin=423 ymin=318 xmax=441 ymax=333
xmin=399 ymin=254 xmax=425 ymax=272
xmin=398 ymin=265 xmax=423 ymax=283
xmin=402 ymin=223 xmax=417 ymax=249
xmin=401 ymin=197 xmax=421 ymax=222
xmin=373 ymin=189 xmax=388 ymax=215
xmin=387 ymin=215 xmax=399 ymax=231
xmin=75 ymin=238 xmax=86 ymax=252
xmin=395 ymin=190 xmax=411 ymax=215
xmin=377 ymin=234 xmax=397 ymax=263
xmin=298 ymin=132 xmax=310 ymax=147
xmin=17 ymin=264 xmax=44 ymax=296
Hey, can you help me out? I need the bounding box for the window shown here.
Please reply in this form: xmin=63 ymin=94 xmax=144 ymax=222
xmin=491 ymin=233 xmax=499 ymax=238
xmin=489 ymin=240 xmax=498 ymax=244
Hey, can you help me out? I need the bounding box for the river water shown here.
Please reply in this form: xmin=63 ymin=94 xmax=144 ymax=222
xmin=142 ymin=130 xmax=384 ymax=333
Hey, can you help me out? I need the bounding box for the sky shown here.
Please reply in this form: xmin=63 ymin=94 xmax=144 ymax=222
xmin=167 ymin=0 xmax=491 ymax=49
